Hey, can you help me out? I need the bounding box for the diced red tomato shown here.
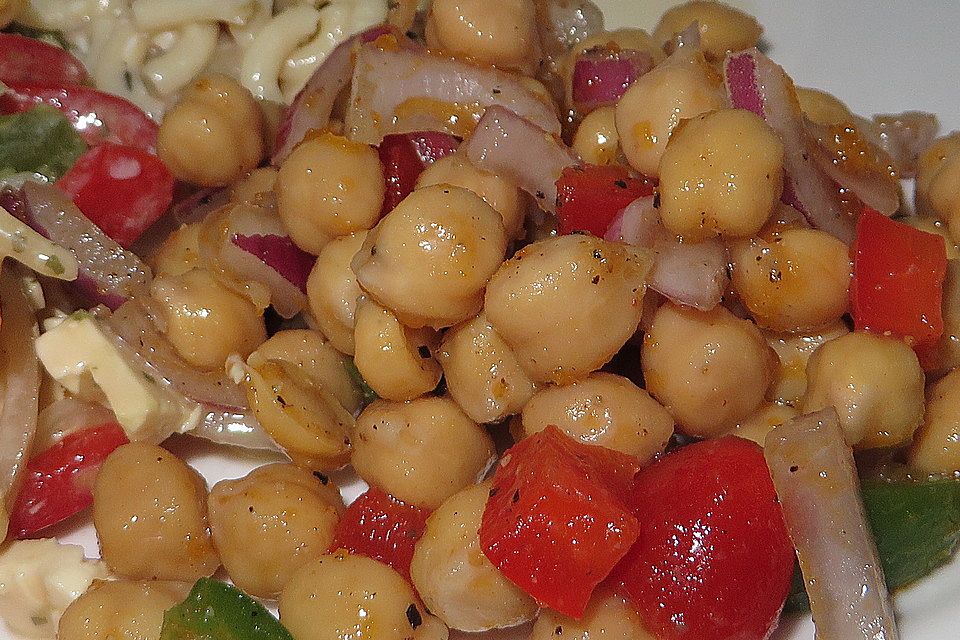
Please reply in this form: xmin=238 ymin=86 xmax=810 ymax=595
xmin=329 ymin=487 xmax=430 ymax=581
xmin=851 ymin=207 xmax=948 ymax=349
xmin=555 ymin=164 xmax=656 ymax=236
xmin=0 ymin=34 xmax=88 ymax=86
xmin=8 ymin=423 xmax=129 ymax=540
xmin=613 ymin=436 xmax=794 ymax=640
xmin=479 ymin=426 xmax=642 ymax=618
xmin=0 ymin=81 xmax=158 ymax=152
xmin=56 ymin=143 xmax=174 ymax=247
xmin=377 ymin=132 xmax=460 ymax=214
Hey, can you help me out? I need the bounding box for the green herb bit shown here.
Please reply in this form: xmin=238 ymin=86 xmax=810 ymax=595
xmin=0 ymin=106 xmax=86 ymax=181
xmin=43 ymin=253 xmax=65 ymax=275
xmin=160 ymin=578 xmax=294 ymax=640
xmin=344 ymin=357 xmax=378 ymax=408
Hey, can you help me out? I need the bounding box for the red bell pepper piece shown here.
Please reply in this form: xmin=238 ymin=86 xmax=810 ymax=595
xmin=555 ymin=164 xmax=656 ymax=237
xmin=479 ymin=426 xmax=641 ymax=618
xmin=377 ymin=132 xmax=459 ymax=215
xmin=328 ymin=487 xmax=430 ymax=581
xmin=56 ymin=143 xmax=175 ymax=247
xmin=851 ymin=208 xmax=948 ymax=348
xmin=8 ymin=423 xmax=129 ymax=539
xmin=613 ymin=436 xmax=794 ymax=640
xmin=0 ymin=34 xmax=88 ymax=86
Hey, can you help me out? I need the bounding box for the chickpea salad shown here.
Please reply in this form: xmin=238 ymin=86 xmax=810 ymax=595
xmin=0 ymin=1 xmax=958 ymax=640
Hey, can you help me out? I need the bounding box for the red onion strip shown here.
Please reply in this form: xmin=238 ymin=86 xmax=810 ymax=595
xmin=572 ymin=48 xmax=654 ymax=112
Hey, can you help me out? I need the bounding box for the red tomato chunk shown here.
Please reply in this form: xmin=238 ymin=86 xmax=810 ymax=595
xmin=479 ymin=425 xmax=641 ymax=618
xmin=555 ymin=164 xmax=656 ymax=237
xmin=0 ymin=34 xmax=88 ymax=86
xmin=377 ymin=132 xmax=459 ymax=215
xmin=613 ymin=436 xmax=794 ymax=640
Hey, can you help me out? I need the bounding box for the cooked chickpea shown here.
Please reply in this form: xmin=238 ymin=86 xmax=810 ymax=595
xmin=485 ymin=234 xmax=652 ymax=384
xmin=903 ymin=216 xmax=960 ymax=259
xmin=426 ymin=0 xmax=540 ymax=74
xmin=410 ymin=482 xmax=538 ymax=631
xmin=416 ymin=154 xmax=525 ymax=239
xmin=615 ymin=50 xmax=727 ymax=176
xmin=802 ymin=332 xmax=925 ymax=448
xmin=924 ymin=150 xmax=960 ymax=243
xmin=353 ymin=184 xmax=508 ymax=329
xmin=520 ymin=372 xmax=673 ymax=463
xmin=93 ymin=443 xmax=220 ymax=581
xmin=796 ymin=87 xmax=855 ymax=126
xmin=208 ymin=463 xmax=344 ymax=598
xmin=230 ymin=167 xmax=278 ymax=207
xmin=653 ymin=1 xmax=762 ymax=60
xmin=764 ymin=321 xmax=850 ymax=407
xmin=923 ymin=261 xmax=960 ymax=377
xmin=352 ymin=396 xmax=495 ymax=509
xmin=528 ymin=587 xmax=656 ymax=640
xmin=732 ymin=402 xmax=798 ymax=446
xmin=730 ymin=228 xmax=851 ymax=332
xmin=436 ymin=312 xmax=536 ymax=423
xmin=910 ymin=368 xmax=960 ymax=473
xmin=158 ymin=74 xmax=264 ymax=187
xmin=916 ymin=133 xmax=960 ymax=216
xmin=572 ymin=106 xmax=620 ymax=166
xmin=58 ymin=580 xmax=189 ymax=640
xmin=306 ymin=231 xmax=367 ymax=354
xmin=150 ymin=268 xmax=267 ymax=371
xmin=148 ymin=223 xmax=200 ymax=277
xmin=280 ymin=552 xmax=440 ymax=640
xmin=276 ymin=131 xmax=385 ymax=255
xmin=659 ymin=109 xmax=785 ymax=240
xmin=643 ymin=303 xmax=777 ymax=437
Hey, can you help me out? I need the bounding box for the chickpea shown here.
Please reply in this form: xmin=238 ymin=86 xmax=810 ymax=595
xmin=276 ymin=132 xmax=385 ymax=255
xmin=925 ymin=150 xmax=960 ymax=243
xmin=158 ymin=74 xmax=264 ymax=187
xmin=353 ymin=298 xmax=442 ymax=402
xmin=653 ymin=1 xmax=762 ymax=60
xmin=93 ymin=443 xmax=220 ymax=581
xmin=0 ymin=0 xmax=23 ymax=28
xmin=208 ymin=463 xmax=344 ymax=598
xmin=659 ymin=109 xmax=785 ymax=241
xmin=732 ymin=401 xmax=798 ymax=446
xmin=802 ymin=332 xmax=925 ymax=448
xmin=411 ymin=482 xmax=538 ymax=631
xmin=58 ymin=580 xmax=189 ymax=640
xmin=436 ymin=312 xmax=536 ymax=423
xmin=148 ymin=223 xmax=200 ymax=278
xmin=150 ymin=268 xmax=267 ymax=371
xmin=643 ymin=303 xmax=777 ymax=438
xmin=353 ymin=184 xmax=508 ymax=329
xmin=915 ymin=133 xmax=960 ymax=216
xmin=352 ymin=397 xmax=495 ymax=509
xmin=730 ymin=228 xmax=851 ymax=332
xmin=485 ymin=234 xmax=652 ymax=384
xmin=764 ymin=321 xmax=850 ymax=407
xmin=520 ymin=372 xmax=673 ymax=463
xmin=923 ymin=261 xmax=960 ymax=377
xmin=572 ymin=106 xmax=620 ymax=166
xmin=280 ymin=552 xmax=441 ymax=640
xmin=528 ymin=586 xmax=656 ymax=640
xmin=910 ymin=368 xmax=960 ymax=473
xmin=426 ymin=0 xmax=540 ymax=74
xmin=306 ymin=231 xmax=367 ymax=355
xmin=615 ymin=49 xmax=727 ymax=176
xmin=416 ymin=154 xmax=525 ymax=240
xmin=230 ymin=167 xmax=278 ymax=207
xmin=903 ymin=215 xmax=960 ymax=259
xmin=796 ymin=87 xmax=855 ymax=126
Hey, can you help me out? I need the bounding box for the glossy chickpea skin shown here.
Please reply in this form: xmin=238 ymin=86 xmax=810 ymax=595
xmin=802 ymin=332 xmax=925 ymax=448
xmin=732 ymin=401 xmax=798 ymax=446
xmin=276 ymin=131 xmax=385 ymax=255
xmin=924 ymin=150 xmax=960 ymax=243
xmin=229 ymin=167 xmax=278 ymax=207
xmin=796 ymin=87 xmax=855 ymax=126
xmin=528 ymin=587 xmax=656 ymax=640
xmin=915 ymin=133 xmax=960 ymax=216
xmin=411 ymin=482 xmax=538 ymax=632
xmin=643 ymin=303 xmax=777 ymax=437
xmin=910 ymin=369 xmax=960 ymax=473
xmin=653 ymin=0 xmax=762 ymax=60
xmin=353 ymin=184 xmax=508 ymax=329
xmin=659 ymin=109 xmax=785 ymax=241
xmin=148 ymin=223 xmax=201 ymax=277
xmin=58 ymin=580 xmax=189 ymax=640
xmin=730 ymin=228 xmax=851 ymax=332
xmin=764 ymin=321 xmax=850 ymax=407
xmin=352 ymin=396 xmax=495 ymax=509
xmin=572 ymin=106 xmax=620 ymax=166
xmin=150 ymin=268 xmax=267 ymax=371
xmin=93 ymin=443 xmax=220 ymax=581
xmin=426 ymin=0 xmax=541 ymax=74
xmin=485 ymin=234 xmax=652 ymax=384
xmin=306 ymin=231 xmax=367 ymax=355
xmin=208 ymin=463 xmax=345 ymax=599
xmin=520 ymin=372 xmax=673 ymax=463
xmin=158 ymin=74 xmax=264 ymax=187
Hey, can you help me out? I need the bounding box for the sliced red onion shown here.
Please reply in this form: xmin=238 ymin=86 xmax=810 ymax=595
xmin=192 ymin=407 xmax=278 ymax=451
xmin=536 ymin=0 xmax=605 ymax=59
xmin=345 ymin=45 xmax=562 ymax=145
xmin=171 ymin=187 xmax=230 ymax=226
xmin=872 ymin=111 xmax=939 ymax=179
xmin=724 ymin=49 xmax=856 ymax=244
xmin=764 ymin=409 xmax=899 ymax=640
xmin=463 ymin=106 xmax=577 ymax=212
xmin=572 ymin=48 xmax=654 ymax=113
xmin=232 ymin=233 xmax=314 ymax=292
xmin=604 ymin=194 xmax=659 ymax=245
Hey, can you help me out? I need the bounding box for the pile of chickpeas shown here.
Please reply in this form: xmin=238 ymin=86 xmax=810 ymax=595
xmin=54 ymin=1 xmax=960 ymax=639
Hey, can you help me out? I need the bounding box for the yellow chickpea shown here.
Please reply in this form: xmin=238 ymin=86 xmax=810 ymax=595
xmin=306 ymin=231 xmax=366 ymax=355
xmin=653 ymin=1 xmax=762 ymax=60
xmin=730 ymin=228 xmax=851 ymax=332
xmin=572 ymin=106 xmax=621 ymax=166
xmin=615 ymin=50 xmax=727 ymax=176
xmin=802 ymin=332 xmax=925 ymax=448
xmin=528 ymin=586 xmax=657 ymax=640
xmin=58 ymin=580 xmax=189 ymax=640
xmin=642 ymin=303 xmax=777 ymax=438
xmin=230 ymin=167 xmax=278 ymax=207
xmin=659 ymin=109 xmax=785 ymax=240
xmin=923 ymin=261 xmax=960 ymax=377
xmin=925 ymin=150 xmax=960 ymax=243
xmin=915 ymin=133 xmax=960 ymax=215
xmin=764 ymin=321 xmax=850 ymax=407
xmin=909 ymin=368 xmax=960 ymax=473
xmin=157 ymin=74 xmax=264 ymax=187
xmin=150 ymin=268 xmax=267 ymax=371
xmin=903 ymin=216 xmax=960 ymax=259
xmin=732 ymin=401 xmax=799 ymax=446
xmin=353 ymin=184 xmax=508 ymax=329
xmin=796 ymin=87 xmax=855 ymax=126
xmin=276 ymin=131 xmax=385 ymax=255
xmin=426 ymin=0 xmax=540 ymax=74
xmin=148 ymin=223 xmax=201 ymax=278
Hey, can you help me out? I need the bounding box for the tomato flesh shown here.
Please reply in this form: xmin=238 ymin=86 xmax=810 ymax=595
xmin=0 ymin=34 xmax=88 ymax=86
xmin=555 ymin=164 xmax=656 ymax=236
xmin=479 ymin=425 xmax=641 ymax=618
xmin=377 ymin=132 xmax=459 ymax=215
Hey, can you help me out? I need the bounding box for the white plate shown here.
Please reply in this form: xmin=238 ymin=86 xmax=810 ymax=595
xmin=26 ymin=2 xmax=960 ymax=639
